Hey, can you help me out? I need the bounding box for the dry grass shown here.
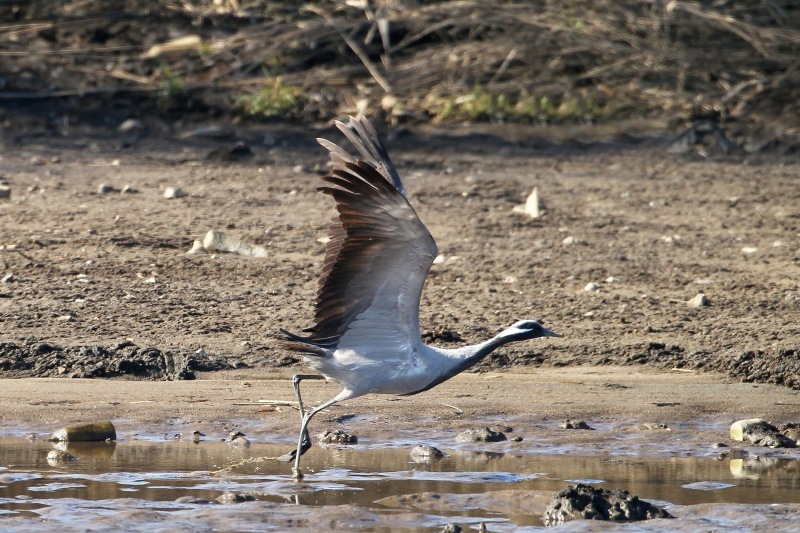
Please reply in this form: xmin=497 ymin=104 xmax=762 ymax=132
xmin=2 ymin=0 xmax=799 ymax=132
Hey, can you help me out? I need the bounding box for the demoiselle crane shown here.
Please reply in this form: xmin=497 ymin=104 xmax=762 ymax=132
xmin=280 ymin=116 xmax=559 ymax=479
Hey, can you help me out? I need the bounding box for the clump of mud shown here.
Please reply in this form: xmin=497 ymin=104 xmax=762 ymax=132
xmin=0 ymin=341 xmax=231 ymax=380
xmin=543 ymin=483 xmax=672 ymax=525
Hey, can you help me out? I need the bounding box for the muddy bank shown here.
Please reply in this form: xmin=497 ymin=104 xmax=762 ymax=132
xmin=1 ymin=121 xmax=800 ymax=391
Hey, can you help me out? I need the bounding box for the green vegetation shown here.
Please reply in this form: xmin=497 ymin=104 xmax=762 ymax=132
xmin=239 ymin=78 xmax=303 ymax=118
xmin=159 ymin=62 xmax=184 ymax=99
xmin=423 ymin=85 xmax=604 ymax=124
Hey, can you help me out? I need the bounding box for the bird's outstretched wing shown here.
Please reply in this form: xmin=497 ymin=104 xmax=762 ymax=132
xmin=282 ymin=117 xmax=437 ymax=355
xmin=317 ymin=116 xmax=406 ymax=197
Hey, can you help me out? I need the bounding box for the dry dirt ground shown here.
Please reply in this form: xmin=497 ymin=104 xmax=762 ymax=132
xmin=1 ymin=118 xmax=800 ymax=422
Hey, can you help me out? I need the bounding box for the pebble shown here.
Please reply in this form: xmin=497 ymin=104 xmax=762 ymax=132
xmin=216 ymin=492 xmax=255 ymax=504
xmin=203 ymin=230 xmax=268 ymax=258
xmin=186 ymin=240 xmax=206 ymax=254
xmin=226 ymin=431 xmax=251 ymax=448
xmin=511 ymin=188 xmax=539 ymax=218
xmin=410 ymin=444 xmax=444 ymax=462
xmin=318 ymin=429 xmax=357 ymax=444
xmin=687 ymin=292 xmax=709 ymax=308
xmin=175 ymin=496 xmax=212 ymax=504
xmin=441 ymin=524 xmax=462 ymax=533
xmin=741 ymin=247 xmax=758 ymax=254
xmin=120 ymin=184 xmax=138 ymax=194
xmin=46 ymin=450 xmax=78 ymax=465
xmin=118 ymin=119 xmax=144 ymax=133
xmin=163 ymin=187 xmax=187 ymax=199
xmin=640 ymin=423 xmax=670 ymax=431
xmin=562 ymin=236 xmax=577 ymax=246
xmin=97 ymin=183 xmax=118 ymax=194
xmin=455 ymin=427 xmax=506 ymax=443
xmin=1 ymin=273 xmax=13 ymax=283
xmin=0 ymin=184 xmax=10 ymax=199
xmin=583 ymin=283 xmax=601 ymax=292
xmin=560 ymin=419 xmax=594 ymax=430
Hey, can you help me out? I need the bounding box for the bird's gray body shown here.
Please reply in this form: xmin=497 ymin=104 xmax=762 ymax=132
xmin=280 ymin=116 xmax=559 ymax=478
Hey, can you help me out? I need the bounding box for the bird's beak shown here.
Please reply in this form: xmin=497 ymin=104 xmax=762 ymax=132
xmin=543 ymin=328 xmax=562 ymax=338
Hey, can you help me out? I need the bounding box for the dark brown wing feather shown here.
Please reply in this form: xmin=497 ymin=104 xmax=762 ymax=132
xmin=283 ymin=117 xmax=437 ymax=350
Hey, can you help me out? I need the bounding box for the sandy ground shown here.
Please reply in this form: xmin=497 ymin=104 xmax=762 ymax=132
xmin=1 ymin=120 xmax=800 ymax=437
xmin=1 ymin=367 xmax=798 ymax=452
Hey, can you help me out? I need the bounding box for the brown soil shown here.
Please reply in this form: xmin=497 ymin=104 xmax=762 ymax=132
xmin=2 ymin=120 xmax=800 ymax=391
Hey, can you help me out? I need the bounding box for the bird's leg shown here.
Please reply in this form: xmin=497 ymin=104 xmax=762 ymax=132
xmin=292 ymin=395 xmax=342 ymax=481
xmin=292 ymin=374 xmax=325 ymax=456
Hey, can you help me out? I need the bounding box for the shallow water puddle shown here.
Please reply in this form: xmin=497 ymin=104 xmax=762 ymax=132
xmin=1 ymin=437 xmax=799 ymax=531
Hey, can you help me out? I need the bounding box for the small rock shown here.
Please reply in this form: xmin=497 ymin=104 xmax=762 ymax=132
xmin=226 ymin=431 xmax=251 ymax=448
xmin=512 ymin=436 xmax=523 ymax=442
xmin=741 ymin=247 xmax=758 ymax=254
xmin=711 ymin=442 xmax=729 ymax=448
xmin=51 ymin=421 xmax=116 ymax=442
xmin=0 ymin=185 xmax=10 ymax=199
xmin=441 ymin=524 xmax=462 ymax=533
xmin=163 ymin=187 xmax=187 ymax=199
xmin=179 ymin=125 xmax=234 ymax=139
xmin=410 ymin=444 xmax=444 ymax=462
xmin=216 ymin=492 xmax=255 ymax=504
xmin=1 ymin=273 xmax=13 ymax=283
xmin=118 ymin=119 xmax=144 ymax=133
xmin=203 ymin=230 xmax=268 ymax=258
xmin=543 ymin=483 xmax=672 ymax=525
xmin=186 ymin=240 xmax=206 ymax=254
xmin=640 ymin=423 xmax=670 ymax=431
xmin=97 ymin=183 xmax=118 ymax=194
xmin=778 ymin=423 xmax=800 ymax=442
xmin=455 ymin=428 xmax=506 ymax=443
xmin=206 ymin=142 xmax=253 ymax=161
xmin=605 ymin=276 xmax=618 ymax=283
xmin=730 ymin=418 xmax=796 ymax=448
xmin=562 ymin=236 xmax=577 ymax=246
xmin=560 ymin=419 xmax=594 ymax=430
xmin=583 ymin=283 xmax=600 ymax=292
xmin=318 ymin=429 xmax=357 ymax=444
xmin=175 ymin=496 xmax=213 ymax=504
xmin=120 ymin=184 xmax=138 ymax=194
xmin=687 ymin=292 xmax=709 ymax=308
xmin=46 ymin=450 xmax=78 ymax=465
xmin=512 ymin=188 xmax=539 ymax=218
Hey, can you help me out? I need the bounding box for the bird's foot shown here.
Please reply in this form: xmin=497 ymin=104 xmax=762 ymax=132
xmin=292 ymin=467 xmax=304 ymax=481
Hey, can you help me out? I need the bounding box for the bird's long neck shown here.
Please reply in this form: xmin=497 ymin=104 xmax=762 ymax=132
xmin=451 ymin=333 xmax=516 ymax=367
xmin=407 ymin=334 xmax=513 ymax=396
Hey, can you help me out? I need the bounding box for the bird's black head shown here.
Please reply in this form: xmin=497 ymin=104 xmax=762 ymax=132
xmin=500 ymin=320 xmax=561 ymax=342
